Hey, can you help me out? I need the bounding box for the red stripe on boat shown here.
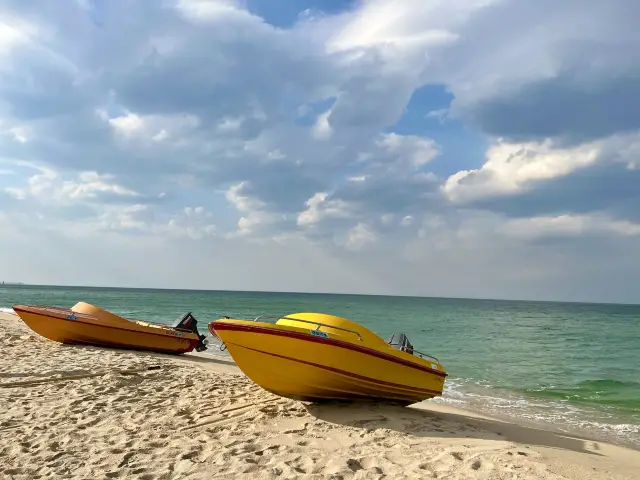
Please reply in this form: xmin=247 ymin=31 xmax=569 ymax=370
xmin=210 ymin=321 xmax=447 ymax=378
xmin=238 ymin=344 xmax=443 ymax=396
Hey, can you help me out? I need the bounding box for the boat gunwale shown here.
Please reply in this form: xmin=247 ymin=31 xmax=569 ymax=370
xmin=210 ymin=321 xmax=448 ymax=378
xmin=12 ymin=305 xmax=199 ymax=342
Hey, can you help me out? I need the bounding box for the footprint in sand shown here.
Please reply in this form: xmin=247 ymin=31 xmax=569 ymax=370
xmin=117 ymin=451 xmax=136 ymax=468
xmin=2 ymin=468 xmax=23 ymax=475
xmin=451 ymin=452 xmax=464 ymax=461
xmin=346 ymin=458 xmax=364 ymax=472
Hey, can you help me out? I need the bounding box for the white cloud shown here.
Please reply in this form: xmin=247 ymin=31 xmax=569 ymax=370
xmin=106 ymin=111 xmax=201 ymax=142
xmin=426 ymin=1 xmax=640 ymax=142
xmin=165 ymin=206 xmax=217 ymax=239
xmin=225 ymin=182 xmax=262 ymax=214
xmin=375 ymin=132 xmax=439 ymax=168
xmin=96 ymin=204 xmax=150 ymax=232
xmin=175 ymin=0 xmax=246 ymax=22
xmin=443 ymin=138 xmax=602 ymax=203
xmin=0 ymin=19 xmax=35 ymax=58
xmin=108 ymin=113 xmax=144 ymax=135
xmin=311 ymin=110 xmax=332 ymax=140
xmin=297 ymin=192 xmax=351 ymax=227
xmin=500 ymin=214 xmax=640 ymax=240
xmin=5 ymin=167 xmax=139 ymax=204
xmin=345 ymin=222 xmax=377 ymax=250
xmin=224 ymin=182 xmax=283 ymax=237
xmin=323 ymin=0 xmax=493 ymax=55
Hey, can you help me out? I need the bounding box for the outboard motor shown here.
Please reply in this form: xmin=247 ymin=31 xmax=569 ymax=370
xmin=172 ymin=312 xmax=209 ymax=352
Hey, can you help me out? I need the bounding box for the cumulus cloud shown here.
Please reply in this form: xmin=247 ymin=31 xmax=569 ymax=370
xmin=442 ymin=138 xmax=602 ymax=204
xmin=430 ymin=0 xmax=640 ymax=143
xmin=297 ymin=192 xmax=351 ymax=228
xmin=442 ymin=131 xmax=640 ymax=221
xmin=0 ymin=0 xmax=638 ymax=302
xmin=6 ymin=168 xmax=140 ymax=204
xmin=344 ymin=223 xmax=377 ymax=250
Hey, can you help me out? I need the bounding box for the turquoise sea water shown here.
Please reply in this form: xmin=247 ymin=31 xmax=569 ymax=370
xmin=1 ymin=284 xmax=638 ymax=449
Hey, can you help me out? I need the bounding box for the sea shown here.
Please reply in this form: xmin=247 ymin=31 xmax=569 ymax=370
xmin=1 ymin=284 xmax=638 ymax=450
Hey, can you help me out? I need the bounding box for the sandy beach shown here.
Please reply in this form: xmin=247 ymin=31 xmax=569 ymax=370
xmin=1 ymin=311 xmax=638 ymax=480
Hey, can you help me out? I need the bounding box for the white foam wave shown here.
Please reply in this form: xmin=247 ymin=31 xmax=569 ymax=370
xmin=430 ymin=377 xmax=640 ymax=449
xmin=0 ymin=307 xmax=16 ymax=315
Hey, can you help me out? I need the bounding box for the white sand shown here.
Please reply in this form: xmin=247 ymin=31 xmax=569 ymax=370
xmin=1 ymin=312 xmax=638 ymax=479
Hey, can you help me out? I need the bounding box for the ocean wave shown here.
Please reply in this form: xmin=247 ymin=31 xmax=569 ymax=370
xmin=576 ymin=379 xmax=640 ymax=388
xmin=431 ymin=377 xmax=640 ymax=449
xmin=0 ymin=307 xmax=16 ymax=315
xmin=518 ymin=379 xmax=640 ymax=412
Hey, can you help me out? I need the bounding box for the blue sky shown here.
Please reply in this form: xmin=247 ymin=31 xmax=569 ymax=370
xmin=1 ymin=0 xmax=639 ymax=303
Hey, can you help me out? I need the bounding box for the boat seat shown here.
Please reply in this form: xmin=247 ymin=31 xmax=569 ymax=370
xmin=387 ymin=332 xmax=414 ymax=354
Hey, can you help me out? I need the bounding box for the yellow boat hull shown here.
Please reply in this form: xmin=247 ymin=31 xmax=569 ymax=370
xmin=13 ymin=303 xmax=201 ymax=355
xmin=209 ymin=313 xmax=447 ymax=404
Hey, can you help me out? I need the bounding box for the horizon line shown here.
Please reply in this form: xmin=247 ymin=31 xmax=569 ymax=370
xmin=2 ymin=282 xmax=639 ymax=307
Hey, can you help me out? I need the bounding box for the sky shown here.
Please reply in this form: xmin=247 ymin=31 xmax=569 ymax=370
xmin=1 ymin=0 xmax=639 ymax=303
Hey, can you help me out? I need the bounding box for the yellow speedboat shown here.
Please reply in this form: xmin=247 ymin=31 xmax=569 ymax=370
xmin=14 ymin=302 xmax=209 ymax=355
xmin=208 ymin=312 xmax=447 ymax=405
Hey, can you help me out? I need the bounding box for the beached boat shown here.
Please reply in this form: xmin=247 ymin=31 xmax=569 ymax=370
xmin=208 ymin=312 xmax=447 ymax=405
xmin=13 ymin=302 xmax=208 ymax=354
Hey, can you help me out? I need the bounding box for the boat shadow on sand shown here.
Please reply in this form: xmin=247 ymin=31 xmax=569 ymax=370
xmin=303 ymin=398 xmax=609 ymax=457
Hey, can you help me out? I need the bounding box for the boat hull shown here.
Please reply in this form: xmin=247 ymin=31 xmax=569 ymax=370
xmin=210 ymin=319 xmax=447 ymax=404
xmin=13 ymin=304 xmax=199 ymax=355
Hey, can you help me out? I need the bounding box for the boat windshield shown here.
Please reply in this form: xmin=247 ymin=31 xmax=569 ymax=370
xmin=387 ymin=332 xmax=414 ymax=354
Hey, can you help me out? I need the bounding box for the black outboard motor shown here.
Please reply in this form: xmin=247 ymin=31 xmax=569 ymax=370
xmin=172 ymin=312 xmax=209 ymax=352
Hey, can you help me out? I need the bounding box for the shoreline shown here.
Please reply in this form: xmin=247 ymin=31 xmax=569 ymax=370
xmin=198 ymin=344 xmax=640 ymax=453
xmin=2 ymin=312 xmax=639 ymax=479
xmin=196 ymin=348 xmax=640 ymax=452
xmin=430 ymin=381 xmax=640 ymax=452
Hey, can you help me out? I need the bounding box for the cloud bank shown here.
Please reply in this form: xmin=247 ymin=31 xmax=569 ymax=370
xmin=1 ymin=0 xmax=639 ymax=303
